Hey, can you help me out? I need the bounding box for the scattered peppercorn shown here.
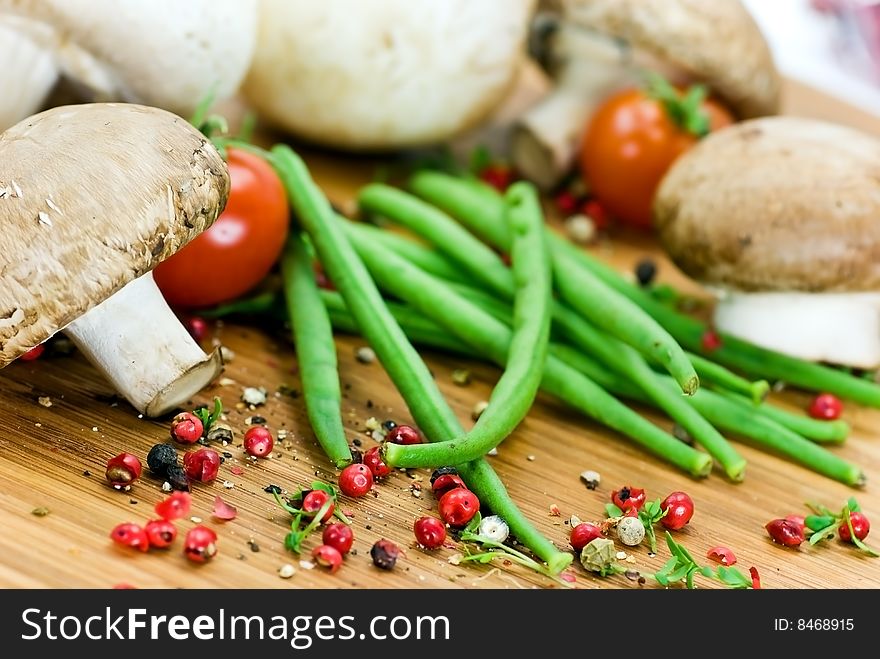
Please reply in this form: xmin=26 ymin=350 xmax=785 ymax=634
xmin=144 ymin=519 xmax=177 ymax=549
xmin=147 ymin=443 xmax=178 ymax=476
xmin=765 ymin=518 xmax=805 ymax=547
xmin=338 ymin=463 xmax=374 ymax=498
xmin=183 ymin=448 xmax=221 ymax=483
xmin=386 ymin=424 xmax=421 ymax=446
xmin=370 ymin=539 xmax=400 ymax=570
xmin=244 ymin=426 xmax=274 ymax=458
xmin=170 ymin=412 xmax=203 ymax=444
xmin=414 ymin=517 xmax=447 ymax=549
xmin=110 ymin=522 xmax=149 ymax=552
xmin=184 ymin=525 xmax=218 ymax=563
xmin=611 ymin=486 xmax=646 ymax=512
xmin=617 ymin=516 xmax=646 ymax=546
xmin=381 ymin=420 xmax=397 ymax=432
xmin=105 ymin=453 xmax=143 ymax=489
xmin=322 ymin=523 xmax=354 ymax=555
xmin=634 ymin=258 xmax=657 ymax=286
xmin=807 ymin=393 xmax=844 ymax=421
xmin=165 ymin=465 xmax=190 ymax=491
xmin=312 ymin=544 xmax=343 ymax=573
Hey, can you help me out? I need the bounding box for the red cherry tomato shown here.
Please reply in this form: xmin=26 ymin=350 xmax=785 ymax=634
xmin=154 ymin=148 xmax=288 ymax=309
xmin=580 ymin=87 xmax=733 ymax=230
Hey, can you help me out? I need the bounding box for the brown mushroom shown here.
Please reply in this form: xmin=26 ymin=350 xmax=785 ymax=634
xmin=513 ymin=0 xmax=781 ymax=189
xmin=0 ymin=103 xmax=229 ymax=414
xmin=655 ymin=116 xmax=880 ymax=368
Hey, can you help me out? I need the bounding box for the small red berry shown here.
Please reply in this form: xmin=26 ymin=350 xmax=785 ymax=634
xmin=301 ymin=490 xmax=335 ymax=523
xmin=338 ymin=463 xmax=373 ymax=497
xmin=386 ymin=424 xmax=421 ymax=445
xmin=765 ymin=518 xmax=805 ymax=547
xmin=363 ymin=446 xmax=392 ymax=479
xmin=185 ymin=316 xmax=209 ymax=343
xmin=155 ymin=491 xmax=192 ymax=521
xmin=312 ymin=544 xmax=343 ymax=573
xmin=570 ymin=522 xmax=603 ymax=551
xmin=611 ymin=486 xmax=646 ymax=512
xmin=184 ymin=525 xmax=218 ymax=563
xmin=785 ymin=515 xmax=806 ymax=533
xmin=430 ymin=467 xmax=465 ymax=498
xmin=838 ymin=511 xmax=870 ymax=543
xmin=479 ymin=164 xmax=513 ymax=192
xmin=243 ymin=426 xmax=274 ymax=458
xmin=414 ymin=516 xmax=447 ymax=549
xmin=660 ymin=491 xmax=695 ymax=530
xmin=370 ymin=539 xmax=401 ymax=570
xmin=582 ymin=199 xmax=610 ymax=230
xmin=700 ymin=330 xmax=723 ymax=352
xmin=19 ymin=344 xmax=45 ymax=361
xmin=808 ymin=393 xmax=843 ymax=421
xmin=110 ymin=522 xmax=149 ymax=552
xmin=105 ymin=452 xmax=143 ymax=489
xmin=707 ymin=546 xmax=737 ymax=566
xmin=438 ymin=487 xmax=480 ymax=527
xmin=183 ymin=448 xmax=221 ymax=482
xmin=322 ymin=523 xmax=354 ymax=555
xmin=170 ymin=412 xmax=203 ymax=444
xmin=555 ymin=190 xmax=580 ymax=215
xmin=144 ymin=519 xmax=177 ymax=548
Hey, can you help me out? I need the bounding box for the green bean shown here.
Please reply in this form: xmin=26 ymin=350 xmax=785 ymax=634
xmin=270 ymin=145 xmax=571 ymax=573
xmin=386 ymin=183 xmax=552 ymax=467
xmin=281 ymin=232 xmax=352 ymax=468
xmin=343 ymin=221 xmax=470 ymax=285
xmin=548 ymin=345 xmax=863 ymax=486
xmin=716 ymin=391 xmax=849 ymax=444
xmin=201 ymin=291 xmax=281 ymax=318
xmin=359 ymin=184 xmax=512 ymax=297
xmin=679 ymin=387 xmax=863 ymax=486
xmin=320 ymin=290 xmax=473 ymax=356
xmin=407 ymin=171 xmax=698 ymax=395
xmin=344 ymin=227 xmax=712 ymax=478
xmin=451 ymin=285 xmax=746 ymax=480
xmin=408 ymin=170 xmax=880 ymax=407
xmin=684 ymin=351 xmax=769 ymax=403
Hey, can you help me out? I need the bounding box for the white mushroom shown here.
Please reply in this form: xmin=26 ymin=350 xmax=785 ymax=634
xmin=0 ymin=0 xmax=257 ymax=130
xmin=655 ymin=116 xmax=880 ymax=369
xmin=243 ymin=0 xmax=536 ymax=149
xmin=513 ymin=0 xmax=781 ymax=189
xmin=0 ymin=103 xmax=230 ymax=415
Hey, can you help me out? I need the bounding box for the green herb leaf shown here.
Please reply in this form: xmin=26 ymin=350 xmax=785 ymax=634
xmin=193 ymin=397 xmax=223 ymax=433
xmin=463 ymin=511 xmax=483 ymax=534
xmin=605 ymin=503 xmax=623 ymax=518
xmin=805 ymin=515 xmax=835 ymax=533
xmin=310 ymin=481 xmax=338 ymax=498
xmin=808 ymin=523 xmax=839 ymax=545
xmin=846 ymin=497 xmax=861 ymax=513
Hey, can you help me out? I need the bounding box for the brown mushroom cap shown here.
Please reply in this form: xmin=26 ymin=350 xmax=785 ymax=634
xmin=560 ymin=0 xmax=781 ymax=118
xmin=0 ymin=103 xmax=229 ymax=364
xmin=655 ymin=116 xmax=880 ymax=293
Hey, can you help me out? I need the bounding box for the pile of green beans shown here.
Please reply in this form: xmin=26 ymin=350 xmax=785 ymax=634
xmin=204 ymin=147 xmax=869 ymax=573
xmin=270 ymin=145 xmax=572 ymax=573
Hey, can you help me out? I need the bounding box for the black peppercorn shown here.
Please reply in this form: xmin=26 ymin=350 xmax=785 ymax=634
xmin=635 ymin=258 xmax=657 ymax=287
xmin=166 ymin=465 xmax=190 ymax=491
xmin=147 ymin=443 xmax=178 ymax=476
xmin=381 ymin=419 xmax=397 ymax=432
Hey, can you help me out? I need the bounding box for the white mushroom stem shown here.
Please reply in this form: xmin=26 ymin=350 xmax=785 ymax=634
xmin=64 ymin=273 xmax=222 ymax=416
xmin=0 ymin=16 xmax=59 ymax=129
xmin=511 ymin=23 xmax=635 ymax=189
xmin=713 ymin=291 xmax=880 ymax=369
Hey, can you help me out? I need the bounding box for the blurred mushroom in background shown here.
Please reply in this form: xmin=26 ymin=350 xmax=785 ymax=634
xmin=243 ymin=0 xmax=537 ymax=150
xmin=0 ymin=0 xmax=257 ymax=130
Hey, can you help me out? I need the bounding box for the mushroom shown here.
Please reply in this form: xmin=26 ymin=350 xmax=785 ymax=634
xmin=655 ymin=116 xmax=880 ymax=369
xmin=242 ymin=0 xmax=536 ymax=149
xmin=0 ymin=103 xmax=230 ymax=415
xmin=0 ymin=0 xmax=257 ymax=130
xmin=513 ymin=0 xmax=782 ymax=189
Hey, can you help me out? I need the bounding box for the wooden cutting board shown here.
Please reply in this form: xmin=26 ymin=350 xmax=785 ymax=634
xmin=0 ymin=79 xmax=878 ymax=589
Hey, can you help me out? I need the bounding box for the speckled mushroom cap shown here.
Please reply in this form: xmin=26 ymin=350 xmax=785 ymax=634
xmin=559 ymin=0 xmax=781 ymax=118
xmin=0 ymin=103 xmax=229 ymax=365
xmin=655 ymin=116 xmax=880 ymax=293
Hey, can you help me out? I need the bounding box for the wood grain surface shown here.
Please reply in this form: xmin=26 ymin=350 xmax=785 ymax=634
xmin=1 ymin=79 xmax=878 ymax=589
